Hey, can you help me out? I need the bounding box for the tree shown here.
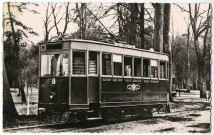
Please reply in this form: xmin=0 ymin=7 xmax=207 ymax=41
xmin=3 ymin=2 xmax=39 ymax=103
xmin=20 ymin=45 xmax=39 ymax=94
xmin=172 ymin=36 xmax=188 ymax=89
xmin=175 ymin=3 xmax=211 ymax=98
xmin=101 ymin=3 xmax=154 ymax=48
xmin=75 ymin=3 xmax=87 ymax=39
xmin=47 ymin=2 xmax=77 ymax=40
xmin=3 ymin=62 xmax=19 ymax=128
xmin=138 ymin=3 xmax=144 ymax=49
xmin=153 ymin=3 xmax=164 ymax=52
xmin=129 ymin=3 xmax=138 ymax=45
xmin=162 ymin=4 xmax=172 ymax=101
xmin=186 ymin=22 xmax=191 ymax=93
xmin=43 ymin=3 xmax=54 ymax=41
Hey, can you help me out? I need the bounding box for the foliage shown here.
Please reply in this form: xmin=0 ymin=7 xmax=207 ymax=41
xmin=3 ymin=2 xmax=39 ymax=87
xmin=172 ymin=36 xmax=188 ymax=88
xmin=175 ymin=3 xmax=211 ymax=97
xmin=20 ymin=45 xmax=39 ymax=86
xmin=104 ymin=3 xmax=154 ymax=48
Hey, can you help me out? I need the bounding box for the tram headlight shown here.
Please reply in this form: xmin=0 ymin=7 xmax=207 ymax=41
xmin=50 ymin=92 xmax=56 ymax=99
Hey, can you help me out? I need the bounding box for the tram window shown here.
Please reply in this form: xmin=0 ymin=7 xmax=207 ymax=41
xmin=102 ymin=53 xmax=112 ymax=75
xmin=73 ymin=51 xmax=85 ymax=75
xmin=143 ymin=59 xmax=150 ymax=77
xmin=113 ymin=54 xmax=122 ymax=76
xmin=124 ymin=56 xmax=132 ymax=76
xmin=151 ymin=60 xmax=158 ymax=78
xmin=41 ymin=55 xmax=51 ymax=77
xmin=88 ymin=51 xmax=97 ymax=75
xmin=41 ymin=54 xmax=69 ymax=77
xmin=160 ymin=61 xmax=166 ymax=78
xmin=134 ymin=58 xmax=141 ymax=77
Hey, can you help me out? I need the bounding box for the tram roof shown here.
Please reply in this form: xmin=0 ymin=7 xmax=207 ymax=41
xmin=39 ymin=39 xmax=168 ymax=56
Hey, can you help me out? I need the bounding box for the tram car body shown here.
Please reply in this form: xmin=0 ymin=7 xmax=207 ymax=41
xmin=38 ymin=39 xmax=169 ymax=119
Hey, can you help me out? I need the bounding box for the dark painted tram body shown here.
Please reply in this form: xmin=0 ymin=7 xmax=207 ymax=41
xmin=38 ymin=39 xmax=169 ymax=119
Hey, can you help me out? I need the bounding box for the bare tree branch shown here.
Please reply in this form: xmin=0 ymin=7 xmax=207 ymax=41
xmin=144 ymin=8 xmax=154 ymax=21
xmin=174 ymin=3 xmax=190 ymax=13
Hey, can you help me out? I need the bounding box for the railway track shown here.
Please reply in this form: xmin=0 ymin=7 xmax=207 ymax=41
xmin=3 ymin=114 xmax=150 ymax=132
xmin=3 ymin=122 xmax=75 ymax=132
xmin=4 ymin=101 xmax=209 ymax=133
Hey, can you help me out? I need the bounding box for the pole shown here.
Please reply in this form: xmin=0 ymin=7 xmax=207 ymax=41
xmin=27 ymin=94 xmax=30 ymax=115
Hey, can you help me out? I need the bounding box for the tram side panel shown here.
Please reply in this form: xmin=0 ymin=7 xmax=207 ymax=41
xmin=101 ymin=78 xmax=124 ymax=102
xmin=123 ymin=79 xmax=142 ymax=102
xmin=159 ymin=80 xmax=168 ymax=101
xmin=144 ymin=80 xmax=160 ymax=101
xmin=88 ymin=76 xmax=99 ymax=104
xmin=70 ymin=77 xmax=87 ymax=104
xmin=100 ymin=78 xmax=168 ymax=105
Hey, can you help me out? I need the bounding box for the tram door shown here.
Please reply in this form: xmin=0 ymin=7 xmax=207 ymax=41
xmin=71 ymin=51 xmax=87 ymax=104
xmin=88 ymin=51 xmax=99 ymax=104
xmin=71 ymin=51 xmax=99 ymax=105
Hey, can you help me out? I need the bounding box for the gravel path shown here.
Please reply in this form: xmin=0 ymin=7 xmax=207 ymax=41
xmin=7 ymin=90 xmax=211 ymax=133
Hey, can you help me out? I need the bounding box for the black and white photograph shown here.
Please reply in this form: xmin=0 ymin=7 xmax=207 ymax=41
xmin=1 ymin=0 xmax=212 ymax=133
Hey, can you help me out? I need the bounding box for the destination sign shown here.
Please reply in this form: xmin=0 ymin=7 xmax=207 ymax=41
xmin=102 ymin=78 xmax=111 ymax=82
xmin=143 ymin=80 xmax=150 ymax=83
xmin=133 ymin=79 xmax=142 ymax=83
xmin=151 ymin=80 xmax=159 ymax=83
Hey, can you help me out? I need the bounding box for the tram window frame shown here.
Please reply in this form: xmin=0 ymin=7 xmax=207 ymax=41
xmin=72 ymin=50 xmax=86 ymax=76
xmin=134 ymin=57 xmax=142 ymax=78
xmin=143 ymin=58 xmax=150 ymax=78
xmin=88 ymin=51 xmax=98 ymax=76
xmin=160 ymin=61 xmax=166 ymax=79
xmin=124 ymin=56 xmax=133 ymax=78
xmin=102 ymin=53 xmax=112 ymax=76
xmin=113 ymin=54 xmax=123 ymax=77
xmin=150 ymin=59 xmax=158 ymax=79
xmin=166 ymin=62 xmax=169 ymax=79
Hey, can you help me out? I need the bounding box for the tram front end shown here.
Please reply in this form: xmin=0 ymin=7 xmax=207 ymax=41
xmin=38 ymin=42 xmax=70 ymax=114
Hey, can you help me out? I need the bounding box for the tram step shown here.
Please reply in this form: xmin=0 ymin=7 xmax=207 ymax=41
xmin=87 ymin=110 xmax=94 ymax=113
xmin=87 ymin=109 xmax=100 ymax=118
xmin=86 ymin=117 xmax=102 ymax=120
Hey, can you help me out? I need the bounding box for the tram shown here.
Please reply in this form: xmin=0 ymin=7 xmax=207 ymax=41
xmin=38 ymin=38 xmax=170 ymax=120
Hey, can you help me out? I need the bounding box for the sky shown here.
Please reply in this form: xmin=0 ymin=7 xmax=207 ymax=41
xmin=3 ymin=2 xmax=211 ymax=45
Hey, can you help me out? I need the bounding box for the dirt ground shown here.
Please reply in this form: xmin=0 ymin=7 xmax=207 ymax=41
xmin=56 ymin=91 xmax=210 ymax=133
xmin=9 ymin=89 xmax=211 ymax=133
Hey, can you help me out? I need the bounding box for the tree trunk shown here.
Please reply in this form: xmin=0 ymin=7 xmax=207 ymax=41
xmin=140 ymin=4 xmax=144 ymax=49
xmin=163 ymin=4 xmax=172 ymax=101
xmin=19 ymin=76 xmax=26 ymax=102
xmin=116 ymin=3 xmax=124 ymax=39
xmin=3 ymin=62 xmax=19 ymax=128
xmin=194 ymin=38 xmax=206 ymax=98
xmin=163 ymin=4 xmax=170 ymax=53
xmin=82 ymin=3 xmax=86 ymax=39
xmin=198 ymin=72 xmax=206 ymax=98
xmin=153 ymin=3 xmax=164 ymax=52
xmin=186 ymin=24 xmax=190 ymax=93
xmin=195 ymin=74 xmax=198 ymax=90
xmin=169 ymin=60 xmax=173 ymax=101
xmin=79 ymin=3 xmax=86 ymax=39
xmin=129 ymin=3 xmax=138 ymax=45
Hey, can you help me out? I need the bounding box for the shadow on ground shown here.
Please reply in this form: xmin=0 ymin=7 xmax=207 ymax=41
xmin=188 ymin=123 xmax=210 ymax=133
xmin=165 ymin=116 xmax=193 ymax=122
xmin=158 ymin=127 xmax=175 ymax=132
